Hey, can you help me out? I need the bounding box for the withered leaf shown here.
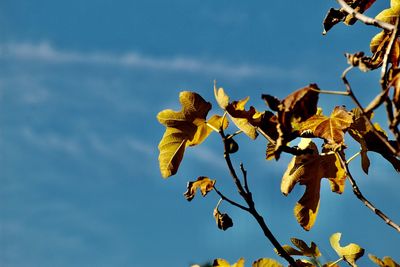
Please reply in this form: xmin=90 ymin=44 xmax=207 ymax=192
xmin=213 ymin=204 xmax=233 ymax=231
xmin=330 ymin=233 xmax=365 ymax=267
xmin=184 ymin=176 xmax=216 ymax=201
xmin=322 ymin=0 xmax=377 ymax=34
xmin=298 ymin=106 xmax=353 ymax=149
xmin=252 ymin=258 xmax=283 ymax=267
xmin=157 ymin=92 xmax=227 ymax=178
xmin=214 ymin=85 xmax=261 ymax=139
xmin=369 ymin=254 xmax=400 ymax=267
xmin=262 ymin=84 xmax=319 ymax=158
xmin=281 ymin=139 xmax=347 ymax=230
xmin=289 ymin=238 xmax=321 ymax=257
xmin=213 ymin=258 xmax=245 ymax=267
xmin=348 ymin=108 xmax=400 ymax=172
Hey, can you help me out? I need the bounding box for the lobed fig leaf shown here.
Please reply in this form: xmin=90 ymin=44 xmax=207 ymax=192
xmin=330 ymin=232 xmax=365 ymax=267
xmin=298 ymin=106 xmax=353 ymax=149
xmin=157 ymin=92 xmax=227 ymax=178
xmin=369 ymin=254 xmax=400 ymax=267
xmin=282 ymin=139 xmax=347 ymax=230
xmin=184 ymin=176 xmax=216 ymax=201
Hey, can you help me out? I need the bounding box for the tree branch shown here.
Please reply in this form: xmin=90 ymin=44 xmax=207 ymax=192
xmin=213 ymin=186 xmax=250 ymax=212
xmin=218 ymin=128 xmax=299 ymax=267
xmin=336 ymin=0 xmax=395 ymax=31
xmin=338 ymin=151 xmax=400 ymax=233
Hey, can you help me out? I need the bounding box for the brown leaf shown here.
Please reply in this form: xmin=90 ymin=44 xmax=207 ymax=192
xmin=262 ymin=84 xmax=319 ymax=158
xmin=298 ymin=106 xmax=353 ymax=149
xmin=369 ymin=254 xmax=400 ymax=267
xmin=348 ymin=108 xmax=400 ymax=172
xmin=281 ymin=139 xmax=347 ymax=230
xmin=184 ymin=176 xmax=216 ymax=201
xmin=213 ymin=203 xmax=233 ymax=231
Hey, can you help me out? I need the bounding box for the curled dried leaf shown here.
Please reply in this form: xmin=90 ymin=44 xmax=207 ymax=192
xmin=184 ymin=176 xmax=216 ymax=201
xmin=213 ymin=202 xmax=233 ymax=231
xmin=330 ymin=233 xmax=365 ymax=267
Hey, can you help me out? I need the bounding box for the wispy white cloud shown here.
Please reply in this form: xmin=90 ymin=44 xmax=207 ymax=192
xmin=0 ymin=41 xmax=304 ymax=79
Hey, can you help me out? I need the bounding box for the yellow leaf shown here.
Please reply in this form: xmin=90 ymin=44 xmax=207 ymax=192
xmin=157 ymin=91 xmax=212 ymax=178
xmin=330 ymin=233 xmax=365 ymax=267
xmin=290 ymin=238 xmax=321 ymax=257
xmin=281 ymin=139 xmax=347 ymax=230
xmin=375 ymin=5 xmax=400 ymax=24
xmin=252 ymin=258 xmax=283 ymax=267
xmin=369 ymin=254 xmax=400 ymax=267
xmin=298 ymin=106 xmax=353 ymax=148
xmin=213 ymin=258 xmax=245 ymax=267
xmin=183 ymin=176 xmax=216 ymax=201
xmin=214 ymin=85 xmax=260 ymax=139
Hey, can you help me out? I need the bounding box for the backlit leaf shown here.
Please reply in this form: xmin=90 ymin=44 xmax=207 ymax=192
xmin=184 ymin=176 xmax=216 ymax=201
xmin=369 ymin=254 xmax=400 ymax=267
xmin=157 ymin=91 xmax=217 ymax=178
xmin=330 ymin=233 xmax=365 ymax=267
xmin=213 ymin=258 xmax=244 ymax=267
xmin=214 ymin=85 xmax=261 ymax=139
xmin=281 ymin=139 xmax=347 ymax=230
xmin=290 ymin=238 xmax=321 ymax=257
xmin=252 ymin=258 xmax=283 ymax=267
xmin=298 ymin=106 xmax=353 ymax=149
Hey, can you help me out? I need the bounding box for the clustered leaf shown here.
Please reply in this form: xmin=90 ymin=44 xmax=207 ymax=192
xmin=157 ymin=91 xmax=227 ymax=178
xmin=281 ymin=139 xmax=347 ymax=230
xmin=214 ymin=85 xmax=262 ymax=139
xmin=323 ymin=0 xmax=377 ymax=34
xmin=212 ymin=258 xmax=284 ymax=267
xmin=262 ymin=84 xmax=320 ymax=158
xmin=330 ymin=232 xmax=365 ymax=267
xmin=184 ymin=176 xmax=216 ymax=201
xmin=348 ymin=108 xmax=400 ymax=172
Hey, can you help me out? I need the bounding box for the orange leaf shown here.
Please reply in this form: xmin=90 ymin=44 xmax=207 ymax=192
xmin=184 ymin=176 xmax=216 ymax=201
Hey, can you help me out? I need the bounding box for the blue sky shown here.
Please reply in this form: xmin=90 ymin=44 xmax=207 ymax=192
xmin=1 ymin=1 xmax=399 ymax=266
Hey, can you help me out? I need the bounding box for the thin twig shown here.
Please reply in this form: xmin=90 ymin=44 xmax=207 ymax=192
xmin=380 ymin=17 xmax=399 ymax=88
xmin=218 ymin=128 xmax=299 ymax=267
xmin=346 ymin=151 xmax=361 ymax=164
xmin=338 ymin=151 xmax=400 ymax=232
xmin=310 ymin=87 xmax=349 ymax=96
xmin=341 ymin=66 xmax=399 ymax=156
xmin=256 ymin=127 xmax=275 ymax=144
xmin=240 ymin=163 xmax=250 ymax=195
xmin=336 ymin=0 xmax=395 ymax=31
xmin=213 ymin=187 xmax=250 ymax=212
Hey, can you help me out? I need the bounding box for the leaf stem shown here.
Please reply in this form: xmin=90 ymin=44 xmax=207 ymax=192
xmin=328 ymin=257 xmax=343 ymax=267
xmin=206 ymin=122 xmax=220 ymax=133
xmin=311 ymin=88 xmax=349 ymax=96
xmin=336 ymin=0 xmax=395 ymax=31
xmin=338 ymin=151 xmax=400 ymax=232
xmin=346 ymin=151 xmax=361 ymax=164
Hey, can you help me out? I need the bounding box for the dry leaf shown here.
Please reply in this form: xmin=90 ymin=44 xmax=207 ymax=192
xmin=330 ymin=233 xmax=365 ymax=267
xmin=214 ymin=85 xmax=261 ymax=139
xmin=184 ymin=176 xmax=216 ymax=201
xmin=298 ymin=106 xmax=353 ymax=149
xmin=281 ymin=139 xmax=347 ymax=230
xmin=213 ymin=204 xmax=233 ymax=231
xmin=348 ymin=108 xmax=400 ymax=172
xmin=252 ymin=258 xmax=283 ymax=267
xmin=213 ymin=258 xmax=244 ymax=267
xmin=369 ymin=254 xmax=400 ymax=267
